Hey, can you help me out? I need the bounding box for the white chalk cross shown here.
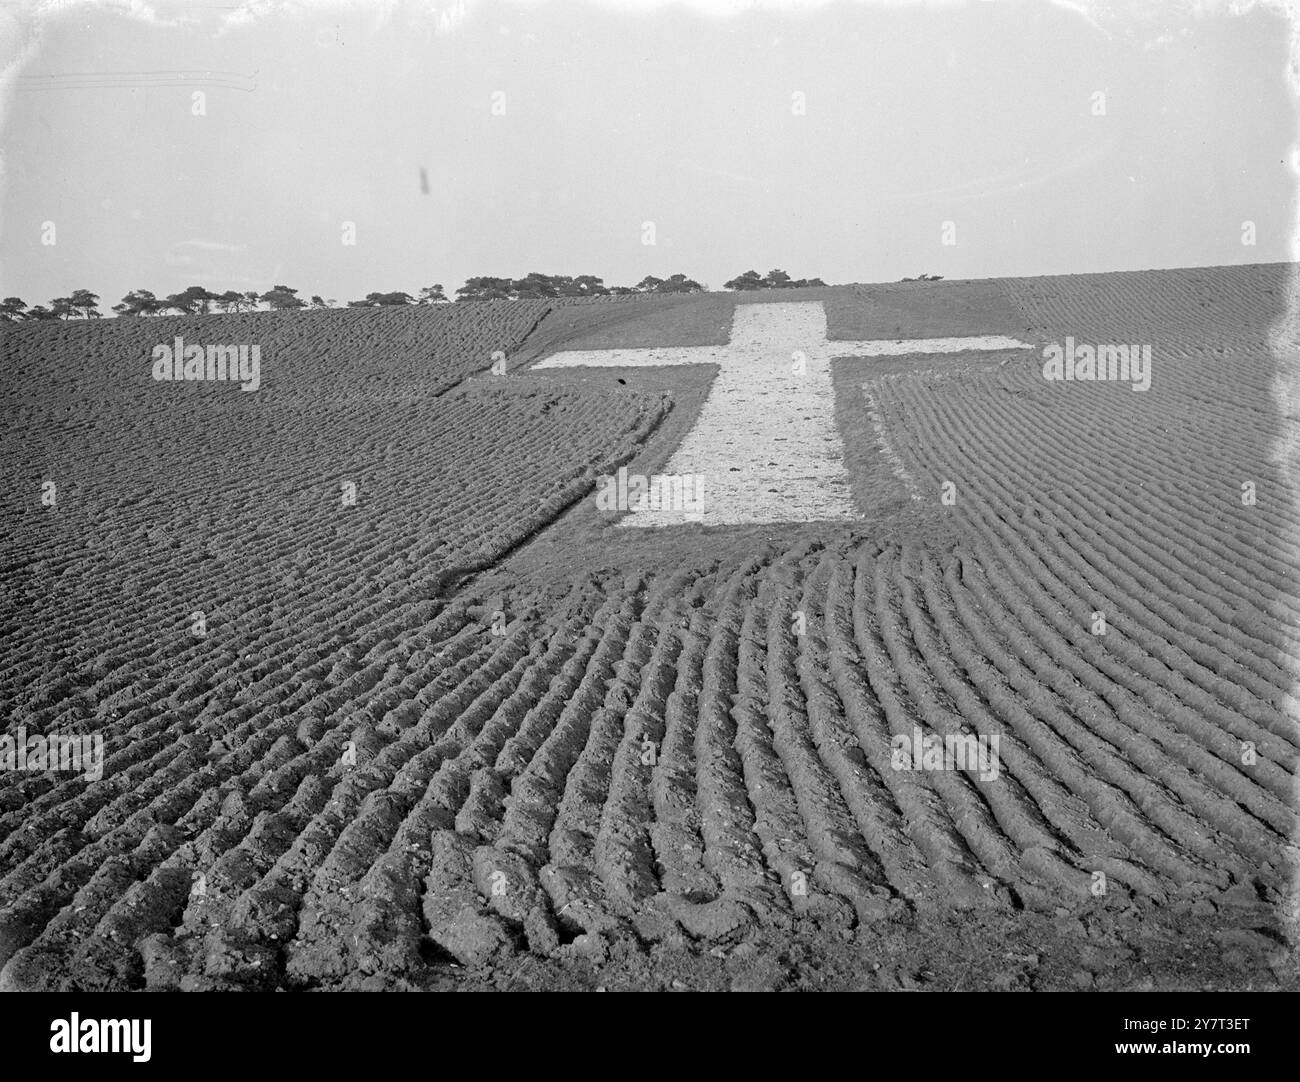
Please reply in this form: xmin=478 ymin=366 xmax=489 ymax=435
xmin=534 ymin=301 xmax=1030 ymax=526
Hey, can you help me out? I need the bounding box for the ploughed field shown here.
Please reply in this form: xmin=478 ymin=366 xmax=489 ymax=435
xmin=1 ymin=268 xmax=1298 ymax=991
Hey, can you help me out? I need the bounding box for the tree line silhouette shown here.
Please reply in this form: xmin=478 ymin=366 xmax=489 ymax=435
xmin=1 ymin=269 xmax=839 ymax=321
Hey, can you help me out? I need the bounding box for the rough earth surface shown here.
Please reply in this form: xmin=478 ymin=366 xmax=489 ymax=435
xmin=2 ymin=265 xmax=1298 ymax=991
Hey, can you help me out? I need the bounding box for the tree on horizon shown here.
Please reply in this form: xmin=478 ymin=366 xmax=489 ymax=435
xmin=348 ymin=291 xmax=415 ymax=307
xmin=112 ymin=290 xmax=161 ymax=317
xmin=724 ymin=269 xmax=826 ymax=290
xmin=262 ymin=285 xmax=306 ymax=310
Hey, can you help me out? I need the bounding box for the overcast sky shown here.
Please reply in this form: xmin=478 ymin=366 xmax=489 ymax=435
xmin=1 ymin=0 xmax=1295 ymax=308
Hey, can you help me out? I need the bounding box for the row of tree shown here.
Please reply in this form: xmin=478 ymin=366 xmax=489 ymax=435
xmin=722 ymin=269 xmax=827 ymax=290
xmin=0 ymin=286 xmax=314 ymax=320
xmin=0 ymin=269 xmax=834 ymax=321
xmin=1 ymin=290 xmax=102 ymax=322
xmin=453 ymin=272 xmax=705 ymax=301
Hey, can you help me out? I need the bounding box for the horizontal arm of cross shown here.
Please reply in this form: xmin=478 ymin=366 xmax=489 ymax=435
xmin=825 ymin=334 xmax=1033 ymax=356
xmin=533 ymin=345 xmax=729 ymax=369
